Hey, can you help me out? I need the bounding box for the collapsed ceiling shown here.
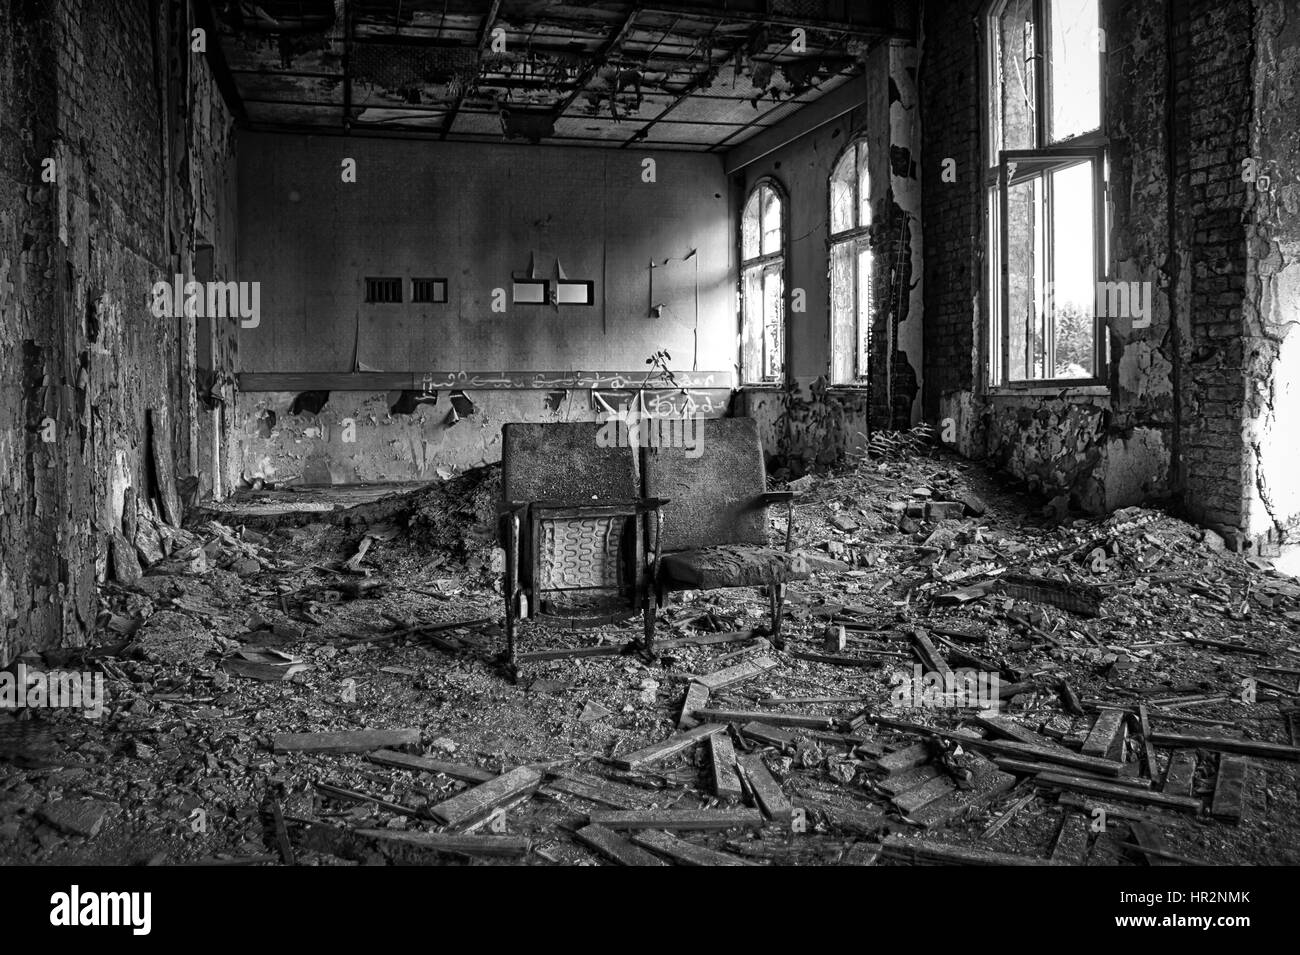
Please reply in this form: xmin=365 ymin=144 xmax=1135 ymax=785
xmin=208 ymin=0 xmax=915 ymax=149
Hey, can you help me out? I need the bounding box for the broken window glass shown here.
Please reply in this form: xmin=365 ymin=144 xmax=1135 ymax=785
xmin=829 ymin=140 xmax=871 ymax=385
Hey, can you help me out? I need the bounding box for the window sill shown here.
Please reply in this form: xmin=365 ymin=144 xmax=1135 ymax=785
xmin=827 ymin=383 xmax=871 ymax=392
xmin=986 ymin=384 xmax=1110 ymax=398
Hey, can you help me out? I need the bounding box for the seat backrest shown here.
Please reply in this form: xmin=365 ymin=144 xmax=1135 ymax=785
xmin=501 ymin=422 xmax=639 ymax=505
xmin=642 ymin=416 xmax=768 ymax=550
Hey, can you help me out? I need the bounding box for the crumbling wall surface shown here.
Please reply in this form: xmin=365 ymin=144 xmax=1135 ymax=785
xmin=0 ymin=0 xmax=236 ymax=662
xmin=236 ymin=390 xmax=576 ymax=484
xmin=1242 ymin=0 xmax=1300 ymax=554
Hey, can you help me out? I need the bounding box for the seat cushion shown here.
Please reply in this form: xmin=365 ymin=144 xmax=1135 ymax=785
xmin=658 ymin=546 xmax=811 ymax=590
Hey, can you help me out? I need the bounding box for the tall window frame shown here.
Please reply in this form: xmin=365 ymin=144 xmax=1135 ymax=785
xmin=828 ymin=138 xmax=872 ymax=385
xmin=740 ymin=179 xmax=787 ymax=385
xmin=983 ymin=0 xmax=1109 ymax=389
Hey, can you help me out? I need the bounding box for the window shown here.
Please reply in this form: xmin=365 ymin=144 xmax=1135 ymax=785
xmin=364 ymin=277 xmax=402 ymax=303
xmin=411 ymin=278 xmax=448 ymax=304
xmin=829 ymin=139 xmax=872 ymax=384
xmin=512 ymin=279 xmax=549 ymax=304
xmin=740 ymin=181 xmax=786 ymax=384
xmin=984 ymin=0 xmax=1106 ymax=386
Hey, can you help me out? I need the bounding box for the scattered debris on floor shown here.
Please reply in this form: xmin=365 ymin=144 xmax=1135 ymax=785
xmin=2 ymin=438 xmax=1298 ymax=866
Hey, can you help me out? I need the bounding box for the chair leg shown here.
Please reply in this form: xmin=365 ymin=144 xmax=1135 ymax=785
xmin=642 ymin=593 xmax=656 ymax=656
xmin=769 ymin=583 xmax=786 ymax=650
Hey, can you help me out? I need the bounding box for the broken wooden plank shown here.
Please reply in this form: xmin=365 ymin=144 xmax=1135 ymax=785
xmin=875 ymin=742 xmax=931 ymax=774
xmin=741 ymin=721 xmax=797 ymax=750
xmin=1149 ymin=731 xmax=1300 ymax=762
xmin=575 ymin=823 xmax=669 ymax=866
xmin=356 ymin=829 xmax=531 ymax=858
xmin=709 ymin=732 xmax=743 ymax=800
xmin=630 ymin=829 xmax=758 ymax=866
xmin=881 ymin=834 xmax=1061 ymax=866
xmin=854 ymin=716 xmax=1125 ymax=776
xmin=1057 ymin=792 xmax=1180 ymax=826
xmin=983 ymin=789 xmax=1037 ymax=837
xmin=367 ymin=749 xmax=494 ymax=784
xmin=696 ymin=709 xmax=834 ymax=730
xmin=790 ymin=650 xmax=884 ymax=668
xmin=994 ymin=757 xmax=1151 ymax=788
xmin=1081 ymin=708 xmax=1127 ymax=760
xmin=972 ymin=715 xmax=1071 ymax=752
xmin=760 ymin=695 xmax=868 ymax=706
xmin=1210 ymin=756 xmax=1250 ymax=824
xmin=542 ymin=770 xmax=656 ymax=810
xmin=1161 ymin=749 xmax=1197 ymax=796
xmin=996 ymin=573 xmax=1105 ymax=617
xmin=1049 ymin=811 xmax=1090 ymax=864
xmin=1182 ymin=635 xmax=1270 ymax=657
xmin=610 ymin=723 xmax=726 ymax=770
xmin=1035 ymin=771 xmax=1203 ymax=813
xmin=1129 ymin=821 xmax=1179 ymax=866
xmin=586 ymin=809 xmax=764 ymax=831
xmin=695 ymin=655 xmax=779 ymax=691
xmin=877 ymin=764 xmax=942 ymax=796
xmin=893 ymin=774 xmax=957 ymax=814
xmin=270 ymin=801 xmax=295 ymax=866
xmin=428 ymin=766 xmax=543 ymax=829
xmin=736 ymin=754 xmax=793 ymax=823
xmin=908 ymin=628 xmax=953 ymax=682
xmin=271 ymin=729 xmax=421 ymax=754
xmin=1137 ymin=704 xmax=1159 ymax=780
xmin=908 ymin=752 xmax=1016 ymax=829
xmin=678 ymin=682 xmax=709 ymax=730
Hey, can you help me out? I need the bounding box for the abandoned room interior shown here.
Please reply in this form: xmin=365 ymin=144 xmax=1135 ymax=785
xmin=0 ymin=0 xmax=1297 ymax=874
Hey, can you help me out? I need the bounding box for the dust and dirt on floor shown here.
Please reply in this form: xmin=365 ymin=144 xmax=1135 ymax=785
xmin=1 ymin=431 xmax=1297 ymax=866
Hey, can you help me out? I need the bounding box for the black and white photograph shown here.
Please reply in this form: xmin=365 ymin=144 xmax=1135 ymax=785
xmin=0 ymin=0 xmax=1291 ymax=931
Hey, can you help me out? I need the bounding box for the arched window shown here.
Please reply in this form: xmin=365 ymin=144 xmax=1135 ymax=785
xmin=740 ymin=181 xmax=785 ymax=384
xmin=829 ymin=139 xmax=871 ymax=385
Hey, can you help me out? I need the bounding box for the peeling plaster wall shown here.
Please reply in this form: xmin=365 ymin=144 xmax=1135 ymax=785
xmin=0 ymin=0 xmax=237 ymax=660
xmin=737 ymin=42 xmax=922 ymax=472
xmin=1243 ymin=0 xmax=1300 ymax=554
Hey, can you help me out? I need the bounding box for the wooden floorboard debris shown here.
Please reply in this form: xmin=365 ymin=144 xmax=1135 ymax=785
xmin=1210 ymin=756 xmax=1250 ymax=824
xmin=1161 ymin=749 xmax=1197 ymax=796
xmin=1035 ymin=771 xmax=1203 ymax=813
xmin=709 ymin=732 xmax=744 ymax=800
xmin=1129 ymin=821 xmax=1179 ymax=866
xmin=428 ymin=765 xmax=543 ymax=829
xmin=875 ymin=742 xmax=931 ymax=774
xmin=1081 ymin=708 xmax=1127 ymax=759
xmin=893 ymin=774 xmax=957 ymax=815
xmin=271 ymin=729 xmax=421 ymax=754
xmin=678 ymin=682 xmax=709 ymax=730
xmin=1150 ymin=731 xmax=1299 ymax=762
xmin=356 ymin=829 xmax=531 ymax=858
xmin=586 ymin=809 xmax=764 ymax=831
xmin=696 ymin=709 xmax=834 ymax=729
xmin=878 ymin=764 xmax=942 ymax=796
xmin=367 ymin=749 xmax=494 ymax=783
xmin=542 ymin=770 xmax=656 ymax=810
xmin=993 ymin=757 xmax=1152 ymax=788
xmin=1049 ymin=811 xmax=1090 ymax=864
xmin=973 ymin=715 xmax=1071 ymax=752
xmin=881 ymin=834 xmax=1061 ymax=866
xmin=736 ymin=753 xmax=793 ymax=822
xmin=630 ymin=829 xmax=757 ymax=866
xmin=695 ymin=656 xmax=779 ymax=691
xmin=741 ymin=721 xmax=796 ymax=750
xmin=610 ymin=723 xmax=726 ymax=770
xmin=575 ymin=824 xmax=670 ymax=866
xmin=790 ymin=651 xmax=884 ymax=668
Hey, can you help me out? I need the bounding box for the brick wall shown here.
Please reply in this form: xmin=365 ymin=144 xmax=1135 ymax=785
xmin=0 ymin=0 xmax=237 ymax=660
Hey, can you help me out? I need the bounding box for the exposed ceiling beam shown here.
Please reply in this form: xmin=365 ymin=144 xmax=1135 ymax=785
xmin=551 ymin=5 xmax=640 ymax=118
xmin=642 ymin=2 xmax=912 ymax=39
xmin=194 ymin=0 xmax=248 ymax=124
xmin=441 ymin=0 xmax=501 ymax=140
xmin=722 ymin=68 xmax=866 ymax=171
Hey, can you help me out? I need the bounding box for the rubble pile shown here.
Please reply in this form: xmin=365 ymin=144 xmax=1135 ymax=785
xmin=1 ymin=441 xmax=1297 ymax=866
